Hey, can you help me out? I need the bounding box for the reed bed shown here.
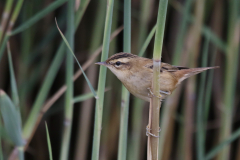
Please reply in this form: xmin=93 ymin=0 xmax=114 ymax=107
xmin=0 ymin=0 xmax=239 ymax=160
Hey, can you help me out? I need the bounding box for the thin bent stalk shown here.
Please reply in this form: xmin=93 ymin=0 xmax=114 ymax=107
xmin=60 ymin=0 xmax=75 ymax=159
xmin=118 ymin=0 xmax=131 ymax=159
xmin=149 ymin=0 xmax=168 ymax=160
xmin=91 ymin=0 xmax=114 ymax=159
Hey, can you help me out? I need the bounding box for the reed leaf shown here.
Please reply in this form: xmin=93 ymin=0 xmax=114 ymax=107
xmin=73 ymin=93 xmax=96 ymax=104
xmin=0 ymin=35 xmax=9 ymax=63
xmin=10 ymin=0 xmax=68 ymax=36
xmin=206 ymin=127 xmax=240 ymax=160
xmin=73 ymin=89 xmax=109 ymax=104
xmin=138 ymin=25 xmax=156 ymax=57
xmin=45 ymin=122 xmax=53 ymax=160
xmin=55 ymin=20 xmax=97 ymax=98
xmin=7 ymin=43 xmax=20 ymax=108
xmin=0 ymin=90 xmax=23 ymax=146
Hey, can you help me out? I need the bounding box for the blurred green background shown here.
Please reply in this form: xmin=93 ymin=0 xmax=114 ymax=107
xmin=0 ymin=0 xmax=239 ymax=160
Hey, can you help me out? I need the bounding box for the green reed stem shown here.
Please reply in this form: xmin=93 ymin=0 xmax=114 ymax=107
xmin=11 ymin=0 xmax=67 ymax=36
xmin=204 ymin=48 xmax=217 ymax=120
xmin=196 ymin=36 xmax=209 ymax=160
xmin=118 ymin=0 xmax=131 ymax=160
xmin=22 ymin=0 xmax=88 ymax=142
xmin=151 ymin=0 xmax=168 ymax=160
xmin=172 ymin=0 xmax=193 ymax=65
xmin=92 ymin=0 xmax=114 ymax=159
xmin=218 ymin=0 xmax=240 ymax=158
xmin=138 ymin=25 xmax=156 ymax=57
xmin=45 ymin=122 xmax=53 ymax=160
xmin=60 ymin=0 xmax=75 ymax=159
xmin=206 ymin=127 xmax=240 ymax=160
xmin=128 ymin=0 xmax=153 ymax=159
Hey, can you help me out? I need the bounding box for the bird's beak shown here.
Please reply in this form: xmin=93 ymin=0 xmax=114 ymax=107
xmin=95 ymin=62 xmax=108 ymax=66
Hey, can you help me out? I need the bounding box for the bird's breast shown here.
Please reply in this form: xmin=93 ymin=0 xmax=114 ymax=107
xmin=120 ymin=71 xmax=151 ymax=101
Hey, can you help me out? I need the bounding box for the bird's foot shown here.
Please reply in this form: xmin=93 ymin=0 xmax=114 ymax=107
xmin=160 ymin=90 xmax=171 ymax=95
xmin=147 ymin=87 xmax=162 ymax=99
xmin=146 ymin=125 xmax=161 ymax=138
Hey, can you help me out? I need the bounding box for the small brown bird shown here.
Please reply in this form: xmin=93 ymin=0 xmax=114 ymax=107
xmin=96 ymin=52 xmax=218 ymax=102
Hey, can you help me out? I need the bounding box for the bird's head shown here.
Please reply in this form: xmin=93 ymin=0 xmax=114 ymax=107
xmin=95 ymin=52 xmax=138 ymax=80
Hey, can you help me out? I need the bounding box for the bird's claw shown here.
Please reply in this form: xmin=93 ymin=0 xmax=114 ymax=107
xmin=146 ymin=125 xmax=161 ymax=138
xmin=160 ymin=90 xmax=171 ymax=95
xmin=147 ymin=88 xmax=162 ymax=99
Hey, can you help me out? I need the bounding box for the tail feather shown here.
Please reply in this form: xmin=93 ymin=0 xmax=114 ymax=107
xmin=175 ymin=66 xmax=219 ymax=84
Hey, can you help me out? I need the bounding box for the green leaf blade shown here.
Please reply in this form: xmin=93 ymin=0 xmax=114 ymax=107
xmin=45 ymin=122 xmax=53 ymax=160
xmin=0 ymin=90 xmax=24 ymax=146
xmin=55 ymin=19 xmax=97 ymax=98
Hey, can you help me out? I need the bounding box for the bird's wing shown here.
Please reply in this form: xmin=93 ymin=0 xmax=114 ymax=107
xmin=160 ymin=63 xmax=184 ymax=72
xmin=144 ymin=62 xmax=190 ymax=72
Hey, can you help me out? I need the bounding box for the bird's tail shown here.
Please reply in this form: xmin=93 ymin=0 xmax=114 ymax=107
xmin=175 ymin=66 xmax=219 ymax=84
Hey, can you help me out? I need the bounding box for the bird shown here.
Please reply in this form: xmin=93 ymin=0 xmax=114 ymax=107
xmin=95 ymin=52 xmax=219 ymax=102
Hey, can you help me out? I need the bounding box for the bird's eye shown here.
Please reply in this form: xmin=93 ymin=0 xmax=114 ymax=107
xmin=115 ymin=61 xmax=121 ymax=66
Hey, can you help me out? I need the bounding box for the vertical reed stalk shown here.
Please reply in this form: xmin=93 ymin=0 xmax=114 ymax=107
xmin=92 ymin=0 xmax=114 ymax=159
xmin=74 ymin=0 xmax=105 ymax=159
xmin=158 ymin=0 xmax=193 ymax=158
xmin=100 ymin=2 xmax=119 ymax=159
xmin=118 ymin=0 xmax=131 ymax=159
xmin=172 ymin=0 xmax=193 ymax=65
xmin=149 ymin=0 xmax=168 ymax=160
xmin=128 ymin=0 xmax=153 ymax=159
xmin=60 ymin=0 xmax=74 ymax=159
xmin=218 ymin=0 xmax=240 ymax=158
xmin=196 ymin=36 xmax=209 ymax=160
xmin=183 ymin=0 xmax=205 ymax=159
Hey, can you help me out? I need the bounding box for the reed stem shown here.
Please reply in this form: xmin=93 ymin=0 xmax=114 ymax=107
xmin=91 ymin=0 xmax=114 ymax=159
xmin=149 ymin=0 xmax=168 ymax=160
xmin=60 ymin=0 xmax=75 ymax=159
xmin=118 ymin=0 xmax=131 ymax=159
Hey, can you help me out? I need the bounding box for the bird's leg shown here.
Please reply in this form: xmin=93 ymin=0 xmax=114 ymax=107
xmin=160 ymin=90 xmax=171 ymax=95
xmin=147 ymin=87 xmax=162 ymax=99
xmin=146 ymin=125 xmax=161 ymax=138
